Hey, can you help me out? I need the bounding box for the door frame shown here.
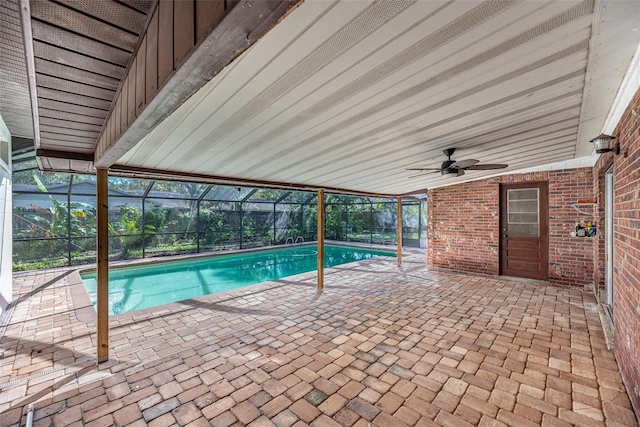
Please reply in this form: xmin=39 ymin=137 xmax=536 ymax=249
xmin=499 ymin=181 xmax=549 ymax=280
xmin=603 ymin=166 xmax=614 ymax=327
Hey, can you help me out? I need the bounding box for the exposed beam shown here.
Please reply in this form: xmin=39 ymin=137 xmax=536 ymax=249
xmin=95 ymin=0 xmax=300 ymax=168
xmin=108 ymin=165 xmax=398 ymax=198
xmin=401 ymin=188 xmax=430 ymax=197
xmin=96 ymin=168 xmax=109 ymax=362
xmin=317 ymin=189 xmax=325 ymax=292
xmin=397 ymin=197 xmax=402 ymax=267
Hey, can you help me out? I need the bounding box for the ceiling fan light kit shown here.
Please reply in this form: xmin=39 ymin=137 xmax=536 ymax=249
xmin=441 ymin=168 xmax=459 ymax=178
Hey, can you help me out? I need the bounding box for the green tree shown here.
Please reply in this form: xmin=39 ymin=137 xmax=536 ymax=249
xmin=109 ymin=204 xmax=156 ymax=258
xmin=31 ymin=174 xmax=96 ymax=239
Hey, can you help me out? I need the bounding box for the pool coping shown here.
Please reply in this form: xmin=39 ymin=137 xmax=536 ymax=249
xmin=77 ymin=240 xmax=396 ymax=275
xmin=69 ymin=241 xmax=399 ymax=322
xmin=68 ymin=271 xmax=96 ymax=322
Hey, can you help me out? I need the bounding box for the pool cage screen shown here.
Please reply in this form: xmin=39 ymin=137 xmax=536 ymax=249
xmin=12 ymin=171 xmax=426 ymax=270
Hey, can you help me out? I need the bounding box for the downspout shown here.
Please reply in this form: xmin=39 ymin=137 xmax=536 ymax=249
xmin=25 ymin=403 xmax=35 ymax=427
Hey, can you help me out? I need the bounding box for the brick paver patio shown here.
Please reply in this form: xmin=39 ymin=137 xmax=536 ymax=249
xmin=0 ymin=249 xmax=637 ymax=426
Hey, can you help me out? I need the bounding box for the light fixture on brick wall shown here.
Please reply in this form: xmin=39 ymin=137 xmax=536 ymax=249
xmin=590 ymin=134 xmax=620 ymax=155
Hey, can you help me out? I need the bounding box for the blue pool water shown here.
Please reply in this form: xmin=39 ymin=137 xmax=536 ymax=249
xmin=81 ymin=244 xmax=394 ymax=314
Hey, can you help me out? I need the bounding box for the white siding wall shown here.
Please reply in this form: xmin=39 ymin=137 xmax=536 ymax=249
xmin=0 ymin=116 xmax=12 ymax=315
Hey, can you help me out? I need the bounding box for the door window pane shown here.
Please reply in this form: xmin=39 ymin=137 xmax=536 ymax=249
xmin=507 ymin=188 xmax=539 ymax=236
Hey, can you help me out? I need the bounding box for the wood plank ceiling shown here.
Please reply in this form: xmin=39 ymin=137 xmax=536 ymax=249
xmin=113 ymin=0 xmax=640 ymax=195
xmin=31 ymin=0 xmax=152 ymax=171
xmin=29 ymin=0 xmax=297 ymax=177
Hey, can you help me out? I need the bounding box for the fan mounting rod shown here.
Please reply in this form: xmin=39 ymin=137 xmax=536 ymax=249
xmin=443 ymin=148 xmax=456 ymax=158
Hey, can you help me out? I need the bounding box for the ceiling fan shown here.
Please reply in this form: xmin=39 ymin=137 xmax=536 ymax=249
xmin=407 ymin=148 xmax=508 ymax=179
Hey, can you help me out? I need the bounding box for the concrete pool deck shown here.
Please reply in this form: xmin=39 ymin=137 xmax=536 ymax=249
xmin=0 ymin=249 xmax=637 ymax=426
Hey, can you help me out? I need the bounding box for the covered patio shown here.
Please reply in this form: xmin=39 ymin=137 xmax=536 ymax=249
xmin=0 ymin=250 xmax=636 ymax=426
xmin=1 ymin=0 xmax=640 ymax=425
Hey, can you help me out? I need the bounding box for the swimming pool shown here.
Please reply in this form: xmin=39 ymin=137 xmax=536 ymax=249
xmin=81 ymin=244 xmax=394 ymax=314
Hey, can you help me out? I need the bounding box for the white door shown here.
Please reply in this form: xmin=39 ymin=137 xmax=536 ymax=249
xmin=603 ymin=166 xmax=614 ymax=326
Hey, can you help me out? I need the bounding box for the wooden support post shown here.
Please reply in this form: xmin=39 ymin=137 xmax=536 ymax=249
xmin=96 ymin=168 xmax=109 ymax=362
xmin=317 ymin=189 xmax=325 ymax=292
xmin=397 ymin=197 xmax=402 ymax=267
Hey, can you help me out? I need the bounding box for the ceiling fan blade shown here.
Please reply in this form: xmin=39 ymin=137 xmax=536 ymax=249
xmin=449 ymin=159 xmax=479 ymax=169
xmin=406 ymin=168 xmax=441 ymax=171
xmin=408 ymin=171 xmax=441 ymax=179
xmin=456 ymin=169 xmax=465 ymax=176
xmin=465 ymin=163 xmax=509 ymax=170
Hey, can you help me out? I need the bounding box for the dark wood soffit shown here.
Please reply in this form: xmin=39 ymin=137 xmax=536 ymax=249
xmin=29 ymin=0 xmax=154 ymax=159
xmin=36 ymin=149 xmax=94 ymax=162
xmin=94 ymin=0 xmax=302 ymax=168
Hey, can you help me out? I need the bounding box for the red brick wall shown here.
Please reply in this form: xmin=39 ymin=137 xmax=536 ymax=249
xmin=428 ymin=169 xmax=595 ymax=287
xmin=547 ymin=168 xmax=595 ymax=286
xmin=593 ymin=87 xmax=640 ymax=414
xmin=427 ymin=179 xmax=500 ymax=275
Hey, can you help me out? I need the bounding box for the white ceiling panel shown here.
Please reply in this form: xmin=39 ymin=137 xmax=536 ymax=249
xmin=117 ymin=0 xmax=640 ymax=196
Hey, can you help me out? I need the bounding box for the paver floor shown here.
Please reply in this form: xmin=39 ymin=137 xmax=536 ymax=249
xmin=0 ymin=249 xmax=637 ymax=426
